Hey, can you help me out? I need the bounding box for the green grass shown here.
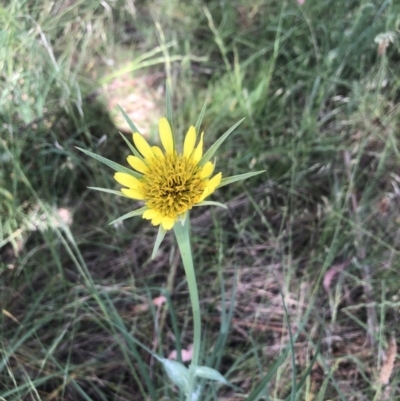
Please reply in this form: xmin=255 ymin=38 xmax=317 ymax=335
xmin=1 ymin=0 xmax=400 ymax=400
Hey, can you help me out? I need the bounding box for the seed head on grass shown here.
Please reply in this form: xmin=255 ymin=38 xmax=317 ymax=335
xmin=114 ymin=117 xmax=221 ymax=230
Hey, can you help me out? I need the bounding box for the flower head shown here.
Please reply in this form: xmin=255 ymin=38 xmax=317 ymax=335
xmin=114 ymin=118 xmax=221 ymax=230
xmin=78 ymin=108 xmax=263 ymax=239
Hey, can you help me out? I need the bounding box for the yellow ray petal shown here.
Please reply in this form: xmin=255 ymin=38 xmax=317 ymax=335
xmin=191 ymin=132 xmax=204 ymax=163
xmin=114 ymin=172 xmax=142 ymax=188
xmin=161 ymin=216 xmax=175 ymax=230
xmin=143 ymin=209 xmax=159 ymax=220
xmin=200 ymin=161 xmax=214 ymax=179
xmin=151 ymin=215 xmax=163 ymax=226
xmin=159 ymin=118 xmax=174 ymax=154
xmin=151 ymin=146 xmax=164 ymax=159
xmin=198 ymin=173 xmax=222 ymax=202
xmin=207 ymin=172 xmax=222 ymax=190
xmin=121 ymin=188 xmax=145 ymax=200
xmin=133 ymin=133 xmax=154 ymax=160
xmin=127 ymin=155 xmax=148 ymax=174
xmin=183 ymin=126 xmax=196 ymax=158
xmin=198 ymin=188 xmax=211 ymax=202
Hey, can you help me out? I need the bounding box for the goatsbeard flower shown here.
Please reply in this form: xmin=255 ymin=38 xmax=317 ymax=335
xmin=114 ymin=118 xmax=221 ymax=230
xmin=78 ymin=108 xmax=263 ymax=241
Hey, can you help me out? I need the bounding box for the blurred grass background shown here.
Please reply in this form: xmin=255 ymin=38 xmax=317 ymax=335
xmin=1 ymin=0 xmax=400 ymax=400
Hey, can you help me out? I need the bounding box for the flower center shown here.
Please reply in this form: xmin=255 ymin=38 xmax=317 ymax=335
xmin=142 ymin=153 xmax=206 ymax=218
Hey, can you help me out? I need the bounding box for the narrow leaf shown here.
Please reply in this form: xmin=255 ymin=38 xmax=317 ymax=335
xmin=76 ymin=147 xmax=142 ymax=178
xmin=152 ymin=226 xmax=167 ymax=259
xmin=108 ymin=207 xmax=147 ymax=225
xmin=195 ymin=99 xmax=208 ymax=134
xmin=193 ymin=365 xmax=228 ymax=384
xmin=117 ymin=104 xmax=141 ymax=134
xmin=161 ymin=359 xmax=189 ymax=392
xmin=218 ymin=171 xmax=265 ymax=188
xmin=88 ymin=187 xmax=127 ymax=197
xmin=199 ymin=118 xmax=245 ymax=166
xmin=194 ymin=201 xmax=227 ymax=209
xmin=119 ymin=131 xmax=142 ymax=159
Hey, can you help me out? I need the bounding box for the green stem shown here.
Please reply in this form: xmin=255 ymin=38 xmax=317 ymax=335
xmin=173 ymin=215 xmax=201 ymax=399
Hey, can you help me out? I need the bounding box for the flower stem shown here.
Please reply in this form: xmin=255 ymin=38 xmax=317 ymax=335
xmin=173 ymin=215 xmax=201 ymax=398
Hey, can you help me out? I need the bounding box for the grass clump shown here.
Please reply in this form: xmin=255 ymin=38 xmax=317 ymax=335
xmin=1 ymin=0 xmax=400 ymax=400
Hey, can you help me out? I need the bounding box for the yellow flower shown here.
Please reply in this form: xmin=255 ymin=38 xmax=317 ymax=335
xmin=114 ymin=118 xmax=222 ymax=230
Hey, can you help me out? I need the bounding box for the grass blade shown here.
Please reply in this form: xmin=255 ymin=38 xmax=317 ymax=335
xmin=245 ymin=345 xmax=290 ymax=401
xmin=284 ymin=327 xmax=323 ymax=401
xmin=165 ymin=83 xmax=175 ymax=146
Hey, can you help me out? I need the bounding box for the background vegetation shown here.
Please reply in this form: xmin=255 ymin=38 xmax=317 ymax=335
xmin=1 ymin=0 xmax=400 ymax=400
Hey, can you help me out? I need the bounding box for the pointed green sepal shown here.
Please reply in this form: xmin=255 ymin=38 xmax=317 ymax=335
xmin=178 ymin=211 xmax=188 ymax=226
xmin=217 ymin=170 xmax=265 ymax=188
xmin=108 ymin=206 xmax=147 ymax=225
xmin=194 ymin=201 xmax=227 ymax=209
xmin=161 ymin=359 xmax=189 ymax=393
xmin=195 ymin=99 xmax=208 ymax=134
xmin=152 ymin=225 xmax=167 ymax=259
xmin=87 ymin=187 xmax=128 ymax=197
xmin=117 ymin=104 xmax=142 ymax=135
xmin=119 ymin=131 xmax=143 ymax=160
xmin=199 ymin=118 xmax=245 ymax=166
xmin=76 ymin=147 xmax=142 ymax=179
